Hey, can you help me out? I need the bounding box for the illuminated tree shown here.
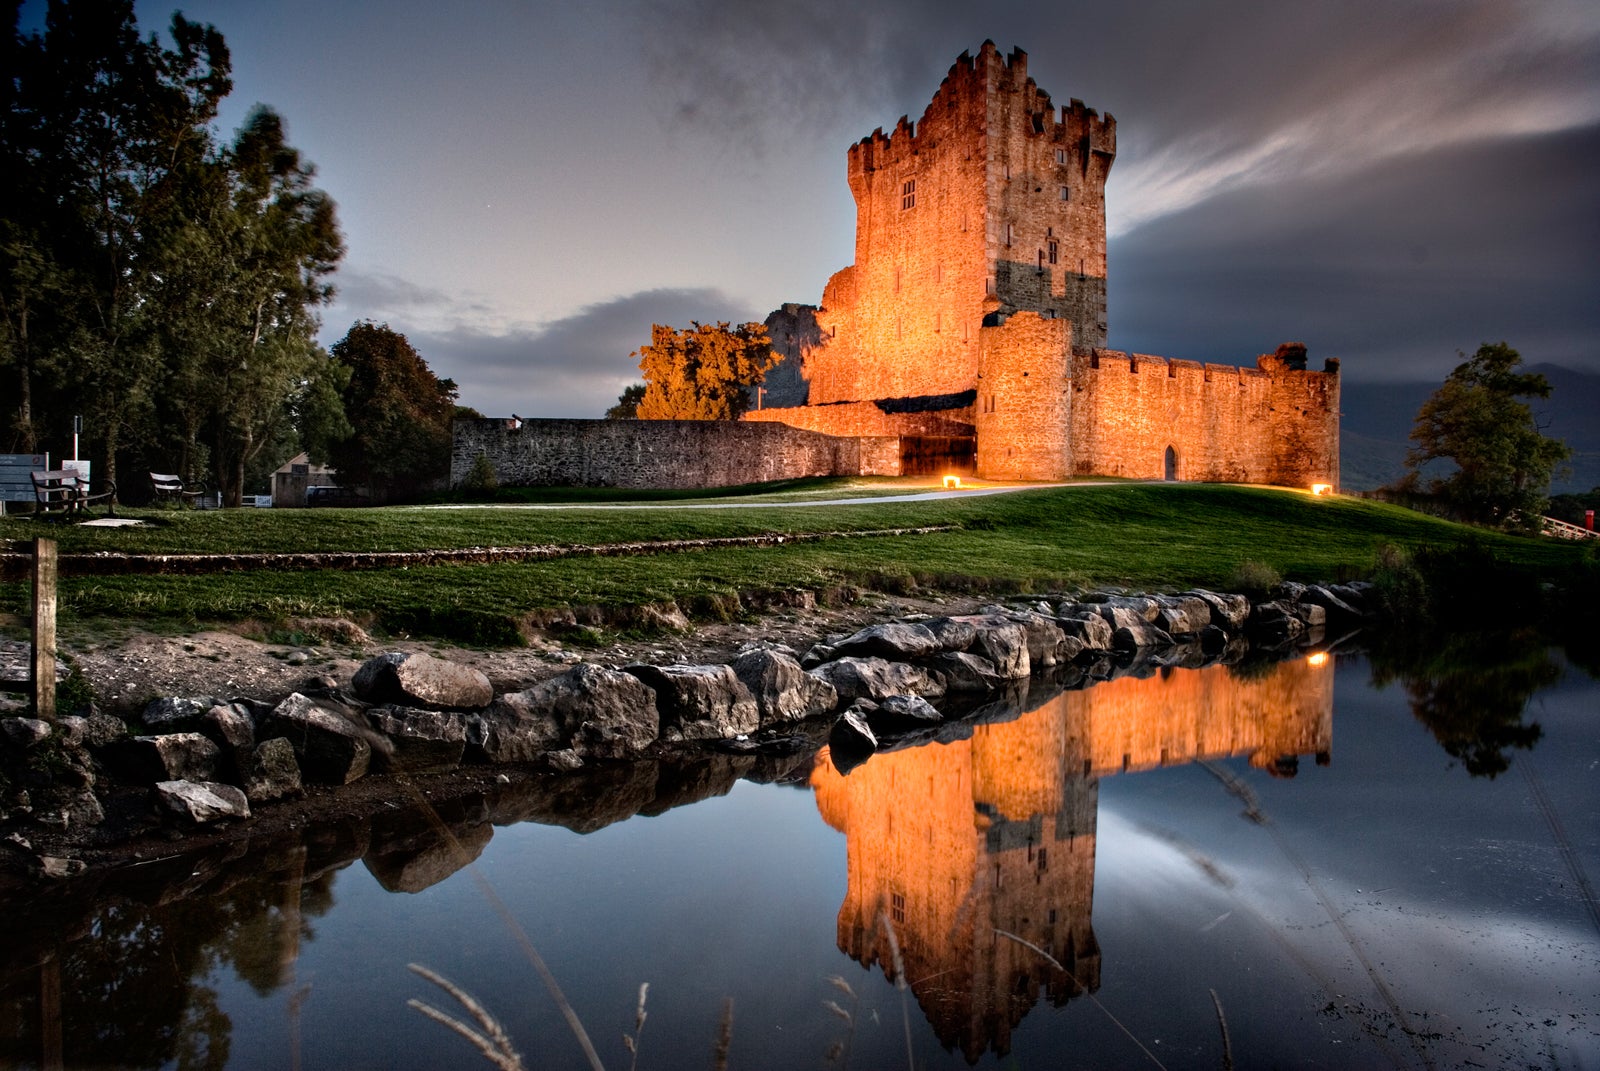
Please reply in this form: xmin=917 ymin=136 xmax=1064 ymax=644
xmin=634 ymin=321 xmax=775 ymax=420
xmin=1406 ymin=342 xmax=1570 ymax=526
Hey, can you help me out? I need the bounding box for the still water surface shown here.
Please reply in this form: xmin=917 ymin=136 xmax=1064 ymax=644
xmin=3 ymin=651 xmax=1596 ymax=1070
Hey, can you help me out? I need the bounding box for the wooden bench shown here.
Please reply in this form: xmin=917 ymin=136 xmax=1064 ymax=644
xmin=150 ymin=471 xmax=204 ymax=505
xmin=31 ymin=469 xmax=117 ymax=516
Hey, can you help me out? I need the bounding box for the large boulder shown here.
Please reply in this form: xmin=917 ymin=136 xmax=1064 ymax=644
xmin=1155 ymin=596 xmax=1213 ymax=637
xmin=862 ymin=695 xmax=942 ymax=734
xmin=730 ymin=648 xmax=839 ymax=724
xmin=962 ymin=616 xmax=1030 ymax=679
xmin=243 ymin=737 xmax=303 ymax=803
xmin=624 ymin=663 xmax=757 ymax=742
xmin=200 ymin=703 xmax=256 ymax=780
xmin=1 ymin=717 xmax=51 ymax=749
xmin=352 ymin=652 xmax=493 ymax=711
xmin=1111 ymin=624 xmax=1176 ymax=651
xmin=830 ymin=622 xmax=942 ymax=661
xmin=140 ymin=696 xmax=213 ymax=734
xmin=924 ymin=617 xmax=980 ymax=654
xmin=121 ymin=732 xmax=220 ymax=783
xmin=827 ymin=709 xmax=877 ymax=774
xmin=1185 ymin=590 xmax=1252 ymax=631
xmin=1002 ymin=611 xmax=1071 ymax=667
xmin=1302 ymin=585 xmax=1362 ymax=623
xmin=155 ymin=780 xmax=251 ymax=823
xmin=478 ymin=663 xmax=658 ymax=761
xmin=1056 ymin=613 xmax=1114 ymax=652
xmin=265 ymin=693 xmax=372 ymax=784
xmin=923 ymin=651 xmax=1001 ymax=693
xmin=807 ymin=657 xmax=940 ymax=704
xmin=368 ymin=706 xmax=468 ymax=771
xmin=1248 ymin=601 xmax=1306 ymax=644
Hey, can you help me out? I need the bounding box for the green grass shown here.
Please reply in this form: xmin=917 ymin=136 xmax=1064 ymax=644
xmin=2 ymin=483 xmax=1588 ymax=644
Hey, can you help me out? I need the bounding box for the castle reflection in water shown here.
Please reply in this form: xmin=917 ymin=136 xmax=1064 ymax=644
xmin=810 ymin=656 xmax=1334 ymax=1061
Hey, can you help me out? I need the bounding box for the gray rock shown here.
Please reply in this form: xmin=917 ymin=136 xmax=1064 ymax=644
xmin=155 ymin=779 xmax=251 ymax=823
xmin=1185 ymin=590 xmax=1252 ymax=631
xmin=1155 ymin=596 xmax=1214 ymax=636
xmin=39 ymin=856 xmax=86 ymax=879
xmin=807 ymin=657 xmax=941 ymax=704
xmin=963 ymin=616 xmax=1031 ymax=679
xmin=827 ymin=709 xmax=877 ymax=773
xmin=32 ymin=786 xmax=103 ymax=830
xmin=243 ymin=738 xmax=303 ymax=803
xmin=368 ymin=706 xmax=467 ymax=771
xmin=731 ymin=648 xmax=839 ymax=724
xmin=545 ymin=749 xmax=584 ymax=772
xmin=1097 ymin=595 xmax=1163 ymax=622
xmin=864 ymin=695 xmax=942 ymax=733
xmin=81 ymin=713 xmax=129 ymax=750
xmin=1056 ymin=613 xmax=1114 ymax=651
xmin=483 ymin=663 xmax=659 ymax=760
xmin=924 ymin=651 xmax=1001 ymax=693
xmin=141 ymin=696 xmax=213 ymax=733
xmin=53 ymin=716 xmax=87 ymax=748
xmin=1091 ymin=604 xmax=1151 ymax=631
xmin=925 ymin=616 xmax=980 ymax=654
xmin=624 ymin=663 xmax=759 ymax=742
xmin=831 ymin=622 xmax=941 ymax=661
xmin=200 ymin=703 xmax=256 ymax=779
xmin=1294 ymin=603 xmax=1328 ymax=627
xmin=123 ymin=732 xmax=220 ymax=783
xmin=352 ymin=651 xmax=493 ymax=711
xmin=1 ymin=717 xmax=51 ymax=748
xmin=1303 ymin=584 xmax=1363 ymax=621
xmin=799 ymin=643 xmax=836 ymax=669
xmin=265 ymin=693 xmax=372 ymax=784
xmin=1111 ymin=624 xmax=1176 ymax=651
xmin=1023 ymin=612 xmax=1073 ymax=666
xmin=1248 ymin=602 xmax=1307 ymax=643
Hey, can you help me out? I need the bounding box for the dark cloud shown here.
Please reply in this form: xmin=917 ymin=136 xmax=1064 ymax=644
xmin=404 ymin=288 xmax=764 ymax=419
xmin=1109 ymin=123 xmax=1600 ymax=381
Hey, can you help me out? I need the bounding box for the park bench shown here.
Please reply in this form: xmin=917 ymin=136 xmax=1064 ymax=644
xmin=150 ymin=471 xmax=205 ymax=505
xmin=31 ymin=469 xmax=117 ymax=517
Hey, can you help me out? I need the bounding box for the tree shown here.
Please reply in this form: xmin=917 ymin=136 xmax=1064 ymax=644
xmin=1406 ymin=342 xmax=1571 ymax=525
xmin=633 ymin=321 xmax=775 ymax=420
xmin=156 ymin=106 xmax=343 ymax=504
xmin=605 ymin=382 xmax=645 ymax=419
xmin=320 ymin=322 xmax=457 ymax=499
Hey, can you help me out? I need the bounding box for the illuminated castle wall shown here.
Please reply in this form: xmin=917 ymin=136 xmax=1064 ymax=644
xmin=746 ymin=43 xmax=1340 ymax=488
xmin=810 ymin=657 xmax=1334 ymax=1060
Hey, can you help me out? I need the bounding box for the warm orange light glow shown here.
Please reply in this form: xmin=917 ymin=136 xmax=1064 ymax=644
xmin=1311 ymin=483 xmax=1333 ymax=496
xmin=943 ymin=475 xmax=963 ymax=489
xmin=1307 ymin=651 xmax=1329 ymax=667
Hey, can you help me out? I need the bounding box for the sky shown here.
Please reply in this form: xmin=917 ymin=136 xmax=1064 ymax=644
xmin=38 ymin=0 xmax=1600 ymax=417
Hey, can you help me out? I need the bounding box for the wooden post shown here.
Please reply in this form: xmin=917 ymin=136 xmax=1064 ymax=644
xmin=32 ymin=536 xmax=57 ymax=722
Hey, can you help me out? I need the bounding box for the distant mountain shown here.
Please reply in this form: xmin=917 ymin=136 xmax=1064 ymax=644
xmin=1338 ymin=364 xmax=1599 ymax=493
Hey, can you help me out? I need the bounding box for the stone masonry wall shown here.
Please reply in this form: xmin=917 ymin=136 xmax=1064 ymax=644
xmin=744 ymin=401 xmax=974 ymax=439
xmin=452 ymin=418 xmax=901 ymax=490
xmin=1066 ymin=351 xmax=1340 ymax=485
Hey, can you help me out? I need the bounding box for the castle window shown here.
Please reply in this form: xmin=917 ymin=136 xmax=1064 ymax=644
xmin=1059 ymin=185 xmax=1070 ymax=201
xmin=892 ymin=891 xmax=906 ymax=924
xmin=1005 ymin=223 xmax=1013 ymax=247
xmin=1048 ymin=240 xmax=1058 ymax=265
xmin=901 ymin=178 xmax=916 ymax=210
xmin=1055 ymin=147 xmax=1067 ymax=165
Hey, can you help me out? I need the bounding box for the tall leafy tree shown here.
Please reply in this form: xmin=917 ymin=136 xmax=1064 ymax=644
xmin=634 ymin=321 xmax=775 ymax=420
xmin=7 ymin=1 xmax=232 ymax=486
xmin=605 ymin=382 xmax=645 ymax=419
xmin=1406 ymin=342 xmax=1571 ymax=525
xmin=321 ymin=322 xmax=457 ymax=499
xmin=156 ymin=106 xmax=343 ymax=504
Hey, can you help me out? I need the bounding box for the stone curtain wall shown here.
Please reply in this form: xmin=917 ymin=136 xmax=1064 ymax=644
xmin=452 ymin=418 xmax=901 ymax=490
xmin=744 ymin=400 xmax=974 ymax=439
xmin=1066 ymin=351 xmax=1341 ymax=486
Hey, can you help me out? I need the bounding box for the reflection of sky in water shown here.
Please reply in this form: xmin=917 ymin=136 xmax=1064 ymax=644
xmin=12 ymin=655 xmax=1597 ymax=1069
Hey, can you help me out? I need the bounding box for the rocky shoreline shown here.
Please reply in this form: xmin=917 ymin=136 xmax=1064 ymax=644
xmin=0 ymin=580 xmax=1376 ymax=883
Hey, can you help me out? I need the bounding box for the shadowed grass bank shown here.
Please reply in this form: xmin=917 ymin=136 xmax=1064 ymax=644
xmin=2 ymin=483 xmax=1591 ymax=645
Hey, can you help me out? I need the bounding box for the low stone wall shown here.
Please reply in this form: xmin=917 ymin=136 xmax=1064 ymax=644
xmin=452 ymin=418 xmax=901 ymax=489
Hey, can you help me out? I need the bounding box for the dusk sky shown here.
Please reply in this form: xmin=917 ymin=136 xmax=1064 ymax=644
xmin=50 ymin=0 xmax=1600 ymax=417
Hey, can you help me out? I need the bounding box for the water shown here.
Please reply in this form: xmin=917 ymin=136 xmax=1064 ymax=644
xmin=2 ymin=649 xmax=1596 ymax=1070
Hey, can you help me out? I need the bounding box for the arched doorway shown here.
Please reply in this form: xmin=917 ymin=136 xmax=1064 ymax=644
xmin=1163 ymin=445 xmax=1177 ymax=481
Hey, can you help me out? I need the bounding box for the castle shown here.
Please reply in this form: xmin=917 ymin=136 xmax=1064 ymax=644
xmin=746 ymin=42 xmax=1340 ymax=486
xmin=451 ymin=43 xmax=1339 ymax=490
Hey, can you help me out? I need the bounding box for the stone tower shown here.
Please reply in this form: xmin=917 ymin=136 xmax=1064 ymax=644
xmin=803 ymin=42 xmax=1116 ymax=406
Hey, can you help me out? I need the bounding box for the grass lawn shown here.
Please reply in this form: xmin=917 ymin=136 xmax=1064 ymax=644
xmin=1 ymin=481 xmax=1587 ymax=644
